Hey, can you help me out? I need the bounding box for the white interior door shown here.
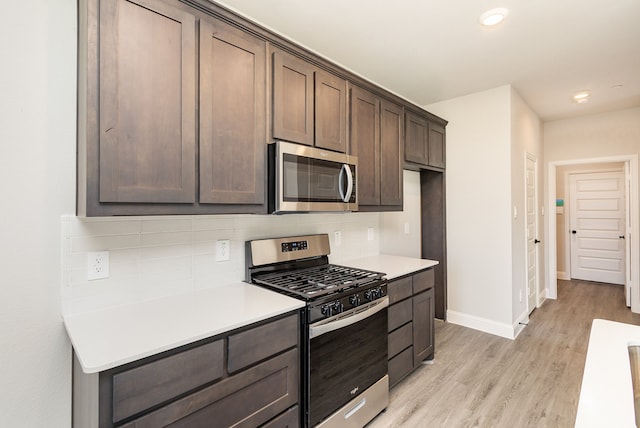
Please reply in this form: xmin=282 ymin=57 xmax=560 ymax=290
xmin=569 ymin=171 xmax=626 ymax=285
xmin=526 ymin=155 xmax=539 ymax=314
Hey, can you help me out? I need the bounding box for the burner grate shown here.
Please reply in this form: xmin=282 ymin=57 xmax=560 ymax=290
xmin=253 ymin=264 xmax=384 ymax=299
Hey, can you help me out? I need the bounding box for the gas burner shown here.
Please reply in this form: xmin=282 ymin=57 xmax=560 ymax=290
xmin=252 ymin=264 xmax=384 ymax=300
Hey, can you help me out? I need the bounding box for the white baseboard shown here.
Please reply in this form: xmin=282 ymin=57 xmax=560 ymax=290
xmin=557 ymin=271 xmax=570 ymax=280
xmin=446 ymin=310 xmax=516 ymax=340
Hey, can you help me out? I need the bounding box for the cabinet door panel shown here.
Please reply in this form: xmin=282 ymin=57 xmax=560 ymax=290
xmin=100 ymin=0 xmax=196 ymax=203
xmin=228 ymin=314 xmax=298 ymax=373
xmin=380 ymin=100 xmax=403 ymax=206
xmin=349 ymin=86 xmax=380 ymax=206
xmin=405 ymin=112 xmax=428 ymax=166
xmin=388 ymin=277 xmax=413 ymax=305
xmin=315 ymin=70 xmax=347 ymax=153
xmin=388 ymin=321 xmax=412 ymax=359
xmin=273 ymin=51 xmax=314 ymax=146
xmin=388 ymin=346 xmax=413 ymax=388
xmin=388 ymin=298 xmax=412 ymax=332
xmin=413 ymin=288 xmax=435 ymax=364
xmin=429 ymin=122 xmax=446 ymax=168
xmin=413 ymin=268 xmax=435 ymax=294
xmin=121 ymin=349 xmax=299 ymax=428
xmin=112 ymin=340 xmax=223 ymax=423
xmin=199 ymin=18 xmax=266 ymax=205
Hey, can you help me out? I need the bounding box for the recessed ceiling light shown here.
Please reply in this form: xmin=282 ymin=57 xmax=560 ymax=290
xmin=479 ymin=8 xmax=509 ymax=27
xmin=572 ymin=90 xmax=591 ymax=103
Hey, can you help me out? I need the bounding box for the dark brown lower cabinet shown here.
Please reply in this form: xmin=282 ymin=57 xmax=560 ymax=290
xmin=387 ymin=269 xmax=435 ymax=387
xmin=73 ymin=312 xmax=301 ymax=427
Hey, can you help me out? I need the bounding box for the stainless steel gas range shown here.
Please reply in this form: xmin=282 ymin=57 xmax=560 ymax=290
xmin=246 ymin=234 xmax=389 ymax=428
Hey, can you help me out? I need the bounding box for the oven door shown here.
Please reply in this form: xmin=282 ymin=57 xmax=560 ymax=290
xmin=308 ymin=297 xmax=388 ymax=427
xmin=272 ymin=141 xmax=357 ymax=213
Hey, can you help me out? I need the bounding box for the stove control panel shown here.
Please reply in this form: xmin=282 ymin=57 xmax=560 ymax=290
xmin=309 ymin=282 xmax=387 ymax=323
xmin=281 ymin=240 xmax=308 ymax=252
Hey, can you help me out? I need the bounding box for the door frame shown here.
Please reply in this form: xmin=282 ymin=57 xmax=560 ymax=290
xmin=525 ymin=153 xmax=539 ymax=314
xmin=546 ymin=154 xmax=639 ymax=312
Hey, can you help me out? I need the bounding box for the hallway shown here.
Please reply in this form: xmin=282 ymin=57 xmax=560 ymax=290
xmin=368 ymin=280 xmax=640 ymax=427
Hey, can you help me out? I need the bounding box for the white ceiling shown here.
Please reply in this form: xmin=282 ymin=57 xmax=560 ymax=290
xmin=215 ymin=0 xmax=640 ymax=121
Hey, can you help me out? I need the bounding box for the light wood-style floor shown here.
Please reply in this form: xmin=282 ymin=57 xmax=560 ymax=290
xmin=368 ymin=280 xmax=640 ymax=428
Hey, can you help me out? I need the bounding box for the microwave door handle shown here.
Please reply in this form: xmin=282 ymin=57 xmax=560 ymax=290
xmin=339 ymin=164 xmax=353 ymax=203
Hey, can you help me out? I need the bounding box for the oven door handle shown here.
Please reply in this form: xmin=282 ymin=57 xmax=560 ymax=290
xmin=309 ymin=297 xmax=388 ymax=339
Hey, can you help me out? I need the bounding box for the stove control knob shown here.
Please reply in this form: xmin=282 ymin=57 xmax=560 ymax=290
xmin=321 ymin=304 xmax=331 ymax=317
xmin=349 ymin=295 xmax=361 ymax=307
xmin=364 ymin=289 xmax=375 ymax=301
xmin=333 ymin=301 xmax=344 ymax=314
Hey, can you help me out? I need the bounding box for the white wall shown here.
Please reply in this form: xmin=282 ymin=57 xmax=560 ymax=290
xmin=0 ymin=1 xmax=77 ymax=426
xmin=426 ymin=85 xmax=542 ymax=338
xmin=381 ymin=170 xmax=422 ymax=258
xmin=426 ymin=86 xmax=515 ymax=337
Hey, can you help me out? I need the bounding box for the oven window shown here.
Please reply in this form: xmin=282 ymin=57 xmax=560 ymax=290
xmin=308 ymin=308 xmax=387 ymax=427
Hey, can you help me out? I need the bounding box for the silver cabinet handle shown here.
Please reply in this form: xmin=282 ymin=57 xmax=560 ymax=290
xmin=309 ymin=297 xmax=388 ymax=339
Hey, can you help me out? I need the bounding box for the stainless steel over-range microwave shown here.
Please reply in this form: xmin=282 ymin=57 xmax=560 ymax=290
xmin=268 ymin=141 xmax=358 ymax=213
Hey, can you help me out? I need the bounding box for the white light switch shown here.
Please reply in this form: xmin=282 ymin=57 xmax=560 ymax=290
xmin=404 ymin=222 xmax=410 ymax=234
xmin=334 ymin=231 xmax=342 ymax=247
xmin=513 ymin=206 xmax=518 ymax=219
xmin=367 ymin=227 xmax=374 ymax=241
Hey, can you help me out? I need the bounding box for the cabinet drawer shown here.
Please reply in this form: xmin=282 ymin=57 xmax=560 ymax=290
xmin=121 ymin=348 xmax=299 ymax=428
xmin=413 ymin=268 xmax=435 ymax=294
xmin=228 ymin=314 xmax=298 ymax=373
xmin=112 ymin=339 xmax=224 ymax=423
xmin=388 ymin=322 xmax=412 ymax=359
xmin=261 ymin=405 xmax=299 ymax=428
xmin=388 ymin=299 xmax=412 ymax=332
xmin=389 ymin=346 xmax=413 ymax=388
xmin=387 ymin=277 xmax=412 ymax=304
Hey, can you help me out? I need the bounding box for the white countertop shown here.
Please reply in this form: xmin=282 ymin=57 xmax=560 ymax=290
xmin=576 ymin=319 xmax=640 ymax=427
xmin=341 ymin=254 xmax=438 ymax=280
xmin=63 ymin=283 xmax=305 ymax=374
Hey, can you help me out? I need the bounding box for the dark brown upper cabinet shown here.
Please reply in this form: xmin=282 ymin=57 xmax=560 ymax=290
xmin=428 ymin=121 xmax=446 ymax=169
xmin=405 ymin=110 xmax=446 ymax=170
xmin=405 ymin=111 xmax=429 ymax=166
xmin=98 ymin=0 xmax=197 ymax=204
xmin=78 ymin=0 xmax=269 ymax=215
xmin=272 ymin=49 xmax=347 ymax=153
xmin=350 ymin=85 xmax=403 ymax=210
xmin=199 ymin=17 xmax=266 ymax=206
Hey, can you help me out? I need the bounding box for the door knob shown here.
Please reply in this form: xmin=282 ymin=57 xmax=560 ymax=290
xmin=571 ymin=230 xmax=577 ymax=234
xmin=620 ymin=235 xmax=626 ymax=239
xmin=534 ymin=239 xmax=540 ymax=244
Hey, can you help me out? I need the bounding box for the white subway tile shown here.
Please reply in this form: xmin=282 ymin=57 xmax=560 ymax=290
xmin=139 ymin=231 xmax=193 ymax=247
xmin=141 ymin=218 xmax=192 ymax=233
xmin=70 ymin=234 xmax=141 ymax=252
xmin=70 ymin=218 xmax=140 ymax=237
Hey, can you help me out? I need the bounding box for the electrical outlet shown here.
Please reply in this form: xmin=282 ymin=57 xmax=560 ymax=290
xmin=367 ymin=227 xmax=374 ymax=241
xmin=334 ymin=231 xmax=342 ymax=247
xmin=87 ymin=251 xmax=109 ymax=281
xmin=216 ymin=239 xmax=231 ymax=261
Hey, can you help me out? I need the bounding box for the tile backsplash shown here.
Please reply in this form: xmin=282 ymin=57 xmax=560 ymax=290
xmin=61 ymin=212 xmax=382 ymax=315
